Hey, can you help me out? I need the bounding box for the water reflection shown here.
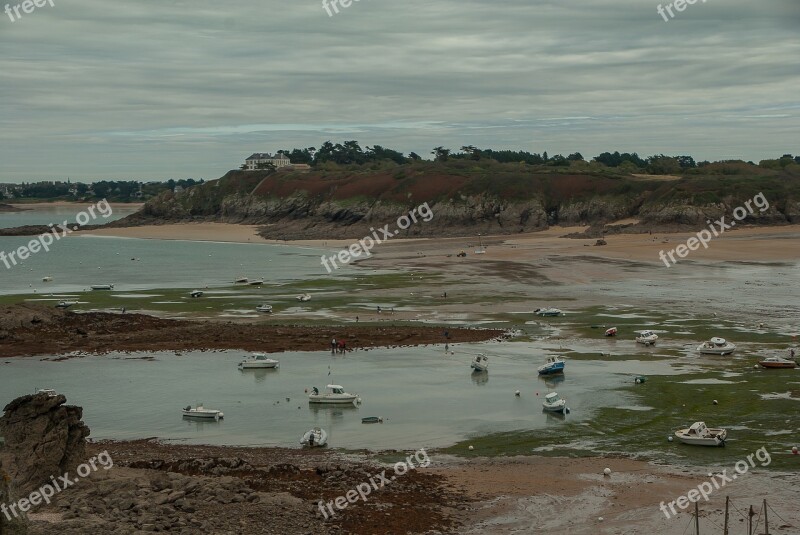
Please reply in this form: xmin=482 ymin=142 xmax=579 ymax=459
xmin=239 ymin=368 xmax=280 ymax=383
xmin=471 ymin=370 xmax=489 ymax=385
xmin=538 ymin=374 xmax=565 ymax=388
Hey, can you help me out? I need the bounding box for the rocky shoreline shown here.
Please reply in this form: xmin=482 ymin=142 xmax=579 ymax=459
xmin=0 ymin=304 xmax=504 ymax=360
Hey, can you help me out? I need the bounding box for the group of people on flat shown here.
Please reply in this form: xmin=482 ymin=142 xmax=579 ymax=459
xmin=330 ymin=338 xmax=348 ymax=354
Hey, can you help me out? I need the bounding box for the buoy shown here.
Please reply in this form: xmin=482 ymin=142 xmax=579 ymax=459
xmin=598 ymin=517 xmax=604 ymax=522
xmin=603 ymin=468 xmax=611 ymax=476
xmin=713 ymin=400 xmax=718 ymax=405
xmin=792 ymin=446 xmax=798 ymax=455
xmin=468 ymin=445 xmax=474 ymax=451
xmin=515 ymin=390 xmax=521 ymax=396
xmin=754 ymin=364 xmax=759 ymax=369
xmin=668 ymin=436 xmax=673 ymax=442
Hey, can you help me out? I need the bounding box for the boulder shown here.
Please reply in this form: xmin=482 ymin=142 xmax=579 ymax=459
xmin=0 ymin=393 xmax=90 ymax=496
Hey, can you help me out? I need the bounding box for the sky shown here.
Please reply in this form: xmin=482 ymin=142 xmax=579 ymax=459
xmin=0 ymin=0 xmax=798 ymax=182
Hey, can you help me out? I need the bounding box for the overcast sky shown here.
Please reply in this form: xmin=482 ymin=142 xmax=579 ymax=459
xmin=1 ymin=0 xmax=798 ymax=182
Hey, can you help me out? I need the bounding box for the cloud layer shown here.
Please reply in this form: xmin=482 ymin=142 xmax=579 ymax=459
xmin=1 ymin=0 xmax=798 ymax=180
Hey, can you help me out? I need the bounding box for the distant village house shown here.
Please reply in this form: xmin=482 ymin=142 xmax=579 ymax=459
xmin=244 ymin=152 xmax=291 ymax=171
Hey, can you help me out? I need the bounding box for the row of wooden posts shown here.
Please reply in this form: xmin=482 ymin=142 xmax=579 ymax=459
xmin=692 ymin=497 xmax=773 ymax=535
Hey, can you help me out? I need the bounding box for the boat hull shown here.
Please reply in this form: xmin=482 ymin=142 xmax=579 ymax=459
xmin=759 ymin=361 xmax=797 ymax=369
xmin=239 ymin=362 xmax=279 ymax=369
xmin=182 ymin=411 xmax=223 ymax=420
xmin=308 ymin=395 xmax=359 ymax=404
xmin=538 ymin=364 xmax=565 ymax=375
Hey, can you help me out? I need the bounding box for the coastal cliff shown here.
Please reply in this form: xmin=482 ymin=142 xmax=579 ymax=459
xmin=113 ymin=160 xmax=800 ymax=239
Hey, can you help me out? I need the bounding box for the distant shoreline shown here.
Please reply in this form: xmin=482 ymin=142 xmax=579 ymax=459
xmin=10 ymin=201 xmax=144 ymax=209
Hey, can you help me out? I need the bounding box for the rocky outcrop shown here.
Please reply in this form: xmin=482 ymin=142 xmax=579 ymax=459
xmin=0 ymin=394 xmax=91 ymax=496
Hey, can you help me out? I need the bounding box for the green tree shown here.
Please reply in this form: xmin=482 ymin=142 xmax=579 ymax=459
xmin=431 ymin=146 xmax=450 ymax=162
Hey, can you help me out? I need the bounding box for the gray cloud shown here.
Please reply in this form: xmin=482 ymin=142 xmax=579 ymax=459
xmin=0 ymin=0 xmax=797 ymax=180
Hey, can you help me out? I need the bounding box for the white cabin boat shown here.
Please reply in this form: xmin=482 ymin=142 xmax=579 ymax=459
xmin=182 ymin=404 xmax=224 ymax=420
xmin=256 ymin=304 xmax=273 ymax=313
xmin=189 ymin=290 xmax=204 ymax=298
xmin=674 ymin=421 xmax=727 ymax=446
xmin=300 ymin=427 xmax=328 ymax=447
xmin=235 ymin=276 xmax=249 ymax=283
xmin=90 ymin=284 xmax=114 ymax=291
xmin=308 ymin=385 xmax=361 ymax=405
xmin=239 ymin=353 xmax=279 ymax=369
xmin=535 ymin=307 xmax=563 ymax=317
xmin=297 ymin=293 xmax=311 ymax=302
xmin=42 ymin=276 xmax=53 ymax=282
xmin=34 ymin=388 xmax=58 ymax=397
xmin=759 ymin=356 xmax=797 ymax=369
xmin=635 ymin=330 xmax=659 ymax=345
xmin=249 ymin=279 xmax=264 ymax=286
xmin=697 ymin=337 xmax=736 ymax=355
xmin=542 ymin=392 xmax=568 ymax=414
xmin=470 ymin=354 xmax=489 ymax=372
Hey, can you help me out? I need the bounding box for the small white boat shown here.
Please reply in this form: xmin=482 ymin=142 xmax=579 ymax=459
xmin=55 ymin=301 xmax=77 ymax=309
xmin=42 ymin=276 xmax=53 ymax=282
xmin=471 ymin=354 xmax=489 ymax=372
xmin=182 ymin=404 xmax=224 ymax=420
xmin=256 ymin=304 xmax=273 ymax=313
xmin=90 ymin=284 xmax=114 ymax=291
xmin=542 ymin=392 xmax=569 ymax=414
xmin=635 ymin=330 xmax=659 ymax=345
xmin=674 ymin=421 xmax=727 ymax=446
xmin=249 ymin=279 xmax=265 ymax=286
xmin=189 ymin=290 xmax=204 ymax=298
xmin=300 ymin=427 xmax=328 ymax=447
xmin=296 ymin=293 xmax=311 ymax=302
xmin=759 ymin=356 xmax=797 ymax=369
xmin=34 ymin=388 xmax=58 ymax=397
xmin=234 ymin=276 xmax=249 ymax=284
xmin=308 ymin=384 xmax=361 ymax=405
xmin=697 ymin=337 xmax=736 ymax=355
xmin=239 ymin=353 xmax=279 ymax=369
xmin=538 ymin=355 xmax=565 ymax=375
xmin=535 ymin=307 xmax=563 ymax=317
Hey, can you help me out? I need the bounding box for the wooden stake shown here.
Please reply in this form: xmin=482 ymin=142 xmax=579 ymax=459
xmin=723 ymin=496 xmax=729 ymax=535
xmin=749 ymin=504 xmax=755 ymax=535
xmin=695 ymin=500 xmax=700 ymax=535
xmin=764 ymin=499 xmax=769 ymax=535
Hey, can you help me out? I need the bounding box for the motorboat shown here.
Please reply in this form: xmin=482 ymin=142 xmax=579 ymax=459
xmin=55 ymin=301 xmax=77 ymax=309
xmin=308 ymin=384 xmax=361 ymax=405
xmin=542 ymin=392 xmax=569 ymax=414
xmin=249 ymin=279 xmax=264 ymax=286
xmin=42 ymin=276 xmax=53 ymax=282
xmin=256 ymin=304 xmax=273 ymax=313
xmin=300 ymin=427 xmax=328 ymax=447
xmin=674 ymin=421 xmax=727 ymax=446
xmin=605 ymin=327 xmax=618 ymax=337
xmin=90 ymin=284 xmax=114 ymax=291
xmin=296 ymin=293 xmax=311 ymax=302
xmin=635 ymin=330 xmax=658 ymax=345
xmin=758 ymin=356 xmax=797 ymax=369
xmin=182 ymin=404 xmax=224 ymax=420
xmin=470 ymin=354 xmax=489 ymax=372
xmin=361 ymin=416 xmax=383 ymax=424
xmin=234 ymin=276 xmax=249 ymax=283
xmin=189 ymin=290 xmax=204 ymax=298
xmin=538 ymin=355 xmax=565 ymax=375
xmin=35 ymin=388 xmax=58 ymax=397
xmin=535 ymin=307 xmax=563 ymax=317
xmin=697 ymin=337 xmax=736 ymax=355
xmin=239 ymin=353 xmax=279 ymax=369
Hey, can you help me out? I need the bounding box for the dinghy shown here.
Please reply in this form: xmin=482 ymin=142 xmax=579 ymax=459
xmin=605 ymin=327 xmax=617 ymax=337
xmin=182 ymin=404 xmax=224 ymax=420
xmin=300 ymin=427 xmax=328 ymax=447
xmin=256 ymin=304 xmax=273 ymax=313
xmin=535 ymin=307 xmax=563 ymax=317
xmin=361 ymin=416 xmax=383 ymax=424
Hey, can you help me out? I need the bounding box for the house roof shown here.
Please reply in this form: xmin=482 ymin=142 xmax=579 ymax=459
xmin=246 ymin=152 xmax=290 ymax=161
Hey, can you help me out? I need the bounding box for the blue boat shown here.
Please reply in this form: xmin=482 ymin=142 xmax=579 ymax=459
xmin=537 ymin=356 xmax=565 ymax=375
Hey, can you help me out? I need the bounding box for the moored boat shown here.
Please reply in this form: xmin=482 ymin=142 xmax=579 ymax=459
xmin=361 ymin=416 xmax=383 ymax=424
xmin=674 ymin=421 xmax=726 ymax=446
xmin=234 ymin=276 xmax=249 ymax=283
xmin=542 ymin=392 xmax=569 ymax=414
xmin=256 ymin=304 xmax=273 ymax=313
xmin=535 ymin=307 xmax=563 ymax=317
xmin=189 ymin=290 xmax=204 ymax=298
xmin=182 ymin=404 xmax=224 ymax=420
xmin=296 ymin=293 xmax=311 ymax=302
xmin=249 ymin=279 xmax=264 ymax=286
xmin=605 ymin=327 xmax=618 ymax=337
xmin=90 ymin=284 xmax=114 ymax=291
xmin=635 ymin=330 xmax=658 ymax=345
xmin=758 ymin=356 xmax=797 ymax=369
xmin=470 ymin=354 xmax=489 ymax=372
xmin=42 ymin=276 xmax=53 ymax=282
xmin=239 ymin=353 xmax=279 ymax=369
xmin=538 ymin=355 xmax=565 ymax=375
xmin=55 ymin=301 xmax=77 ymax=309
xmin=300 ymin=427 xmax=328 ymax=447
xmin=308 ymin=384 xmax=361 ymax=405
xmin=697 ymin=337 xmax=736 ymax=355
